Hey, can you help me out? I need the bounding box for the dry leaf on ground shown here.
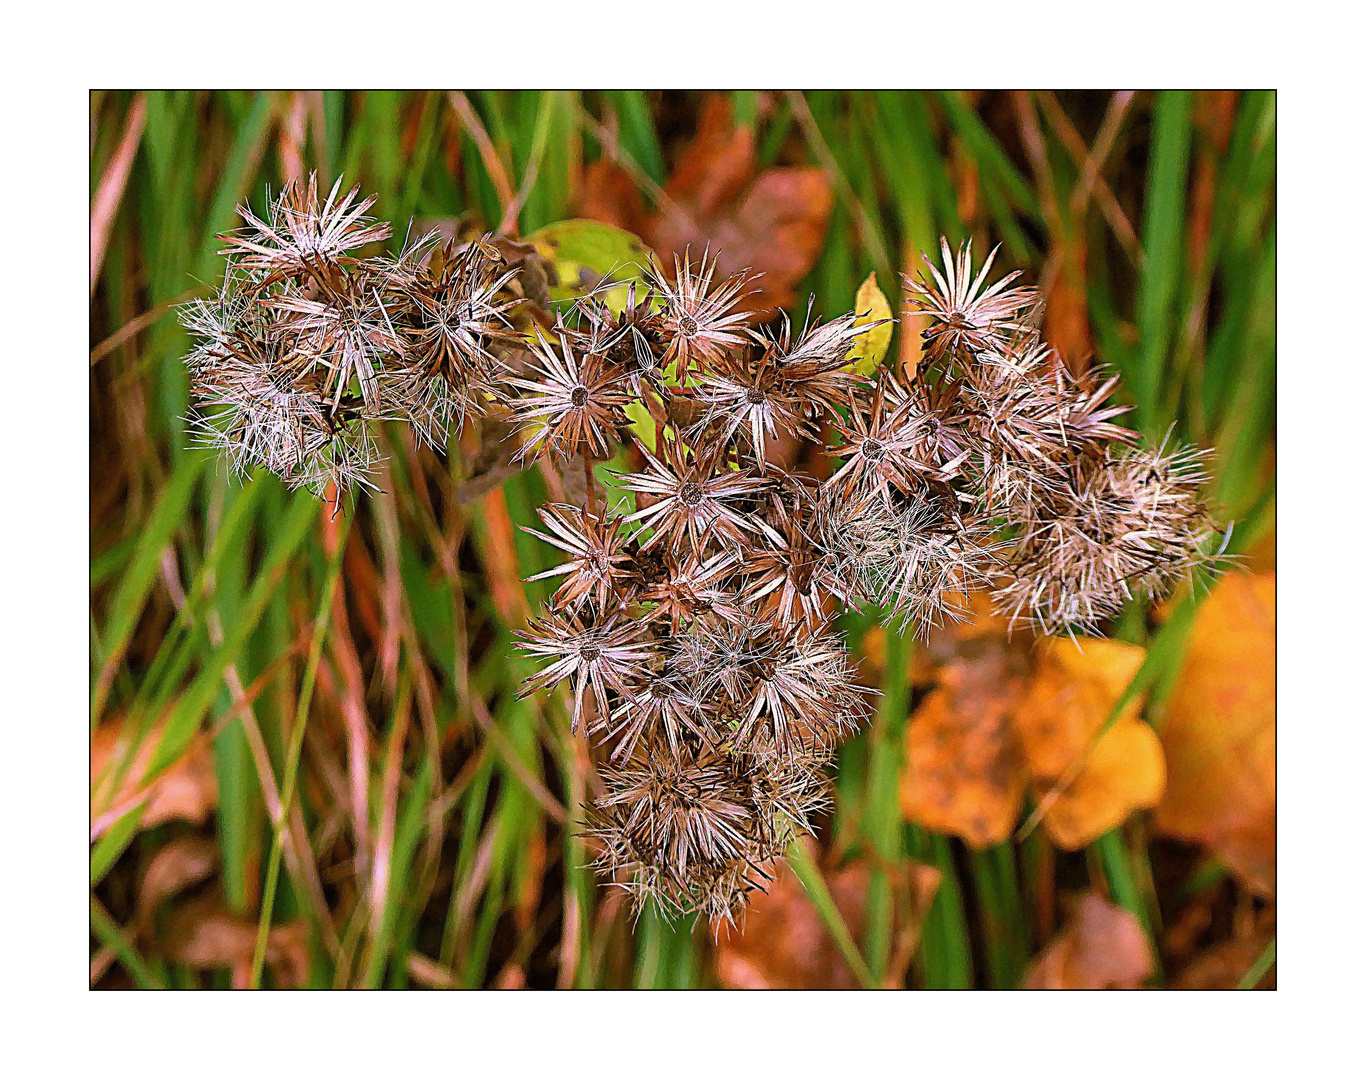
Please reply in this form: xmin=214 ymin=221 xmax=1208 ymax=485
xmin=1014 ymin=638 xmax=1165 ymax=850
xmin=1023 ymin=894 xmax=1154 ymax=988
xmin=901 ymin=656 xmax=1030 ymax=849
xmin=714 ymin=861 xmax=867 ymax=989
xmin=581 ymin=95 xmax=832 ymax=313
xmin=91 ymin=717 xmax=218 ymax=832
xmin=899 ymin=592 xmax=1032 ymax=848
xmin=1155 ymin=572 xmax=1275 ymax=897
xmin=161 ymin=899 xmax=309 ymax=987
xmin=713 ymin=858 xmax=939 ymax=989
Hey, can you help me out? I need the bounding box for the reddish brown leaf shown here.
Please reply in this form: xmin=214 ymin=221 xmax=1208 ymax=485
xmin=663 ymin=96 xmax=755 ymax=215
xmin=714 ymin=861 xmax=866 ymax=989
xmin=577 ymin=159 xmax=648 ymax=236
xmin=1023 ymin=894 xmax=1154 ymax=988
xmin=580 ymin=95 xmax=832 ymax=314
xmin=713 ymin=858 xmax=939 ymax=989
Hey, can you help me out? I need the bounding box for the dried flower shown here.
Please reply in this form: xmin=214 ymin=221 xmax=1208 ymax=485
xmin=384 ymin=237 xmax=519 ymax=445
xmin=993 ymin=441 xmax=1220 ymax=634
xmin=652 ymin=250 xmax=754 ymax=375
xmin=515 ymin=613 xmax=653 ymax=734
xmin=746 ymin=495 xmax=850 ymax=631
xmin=619 ymin=437 xmax=768 ymax=552
xmin=904 ymin=238 xmax=1037 ymax=363
xmin=219 ymin=174 xmax=391 ymax=282
xmin=507 ymin=323 xmax=632 ymax=463
xmin=267 ymin=273 xmax=404 ymax=407
xmin=521 ymin=503 xmax=635 ymax=615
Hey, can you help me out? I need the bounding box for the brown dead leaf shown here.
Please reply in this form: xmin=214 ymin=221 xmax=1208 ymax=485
xmin=91 ymin=717 xmax=218 ymax=832
xmin=713 ymin=858 xmax=939 ymax=989
xmin=161 ymin=899 xmax=309 ymax=987
xmin=578 ymin=159 xmax=648 ymax=237
xmin=1155 ymin=572 xmax=1275 ymax=897
xmin=1023 ymin=894 xmax=1154 ymax=988
xmin=1014 ymin=637 xmax=1165 ymax=850
xmin=138 ymin=837 xmax=218 ymax=925
xmin=582 ymin=95 xmax=831 ymax=313
xmin=714 ymin=861 xmax=866 ymax=989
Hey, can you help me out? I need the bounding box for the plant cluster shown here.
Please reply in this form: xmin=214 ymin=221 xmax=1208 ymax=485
xmin=181 ymin=180 xmax=1223 ymax=926
xmin=506 ymin=243 xmax=1222 ymax=924
xmin=180 ymin=174 xmax=530 ymax=495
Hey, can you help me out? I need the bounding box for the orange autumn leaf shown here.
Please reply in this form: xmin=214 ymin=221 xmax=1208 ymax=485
xmin=1014 ymin=637 xmax=1165 ymax=850
xmin=901 ymin=659 xmax=1029 ymax=849
xmin=1023 ymin=894 xmax=1154 ymax=989
xmin=1155 ymin=571 xmax=1275 ymax=897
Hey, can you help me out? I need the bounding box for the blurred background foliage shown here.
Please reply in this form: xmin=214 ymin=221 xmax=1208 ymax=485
xmin=90 ymin=90 xmax=1275 ymax=989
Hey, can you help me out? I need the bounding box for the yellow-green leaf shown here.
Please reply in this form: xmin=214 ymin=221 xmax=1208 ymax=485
xmin=526 ymin=219 xmax=656 ymax=311
xmin=845 ymin=272 xmax=893 ymax=376
xmin=625 ymin=400 xmax=656 ymax=453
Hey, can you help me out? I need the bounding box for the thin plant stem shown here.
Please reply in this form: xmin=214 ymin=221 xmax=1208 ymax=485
xmin=249 ymin=506 xmax=353 ymax=988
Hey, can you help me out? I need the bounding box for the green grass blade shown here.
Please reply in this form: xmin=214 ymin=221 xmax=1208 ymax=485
xmin=91 ymin=455 xmax=204 ymax=723
xmin=786 ymin=838 xmax=877 ymax=989
xmin=1135 ymin=90 xmax=1194 ymax=434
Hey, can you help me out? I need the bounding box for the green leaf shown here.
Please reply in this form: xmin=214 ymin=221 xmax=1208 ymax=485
xmin=1136 ymin=91 xmax=1194 ymax=434
xmin=91 ymin=454 xmax=204 ymax=723
xmin=846 ymin=272 xmax=894 ymax=376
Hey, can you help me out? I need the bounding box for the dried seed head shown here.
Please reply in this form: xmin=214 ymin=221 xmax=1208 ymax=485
xmin=993 ymin=441 xmax=1221 ymax=634
xmin=507 ymin=323 xmax=632 ymax=463
xmin=651 ymin=249 xmax=755 ymax=375
xmin=903 ymin=239 xmax=1038 ymax=364
xmin=218 ymin=173 xmax=392 ymax=282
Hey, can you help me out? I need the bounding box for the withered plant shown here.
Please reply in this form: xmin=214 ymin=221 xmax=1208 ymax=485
xmin=181 ymin=184 xmax=1225 ymax=930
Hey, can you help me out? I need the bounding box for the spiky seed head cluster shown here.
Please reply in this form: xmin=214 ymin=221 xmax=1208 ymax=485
xmin=897 ymin=238 xmax=1223 ymax=634
xmin=180 ymin=174 xmax=523 ymax=494
xmin=514 ymin=239 xmax=1224 ymax=923
xmin=184 ymin=180 xmax=1225 ymax=923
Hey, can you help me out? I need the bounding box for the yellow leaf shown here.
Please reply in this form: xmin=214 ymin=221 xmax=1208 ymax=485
xmin=845 ymin=272 xmax=893 ymax=376
xmin=1013 ymin=637 xmax=1165 ymax=850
